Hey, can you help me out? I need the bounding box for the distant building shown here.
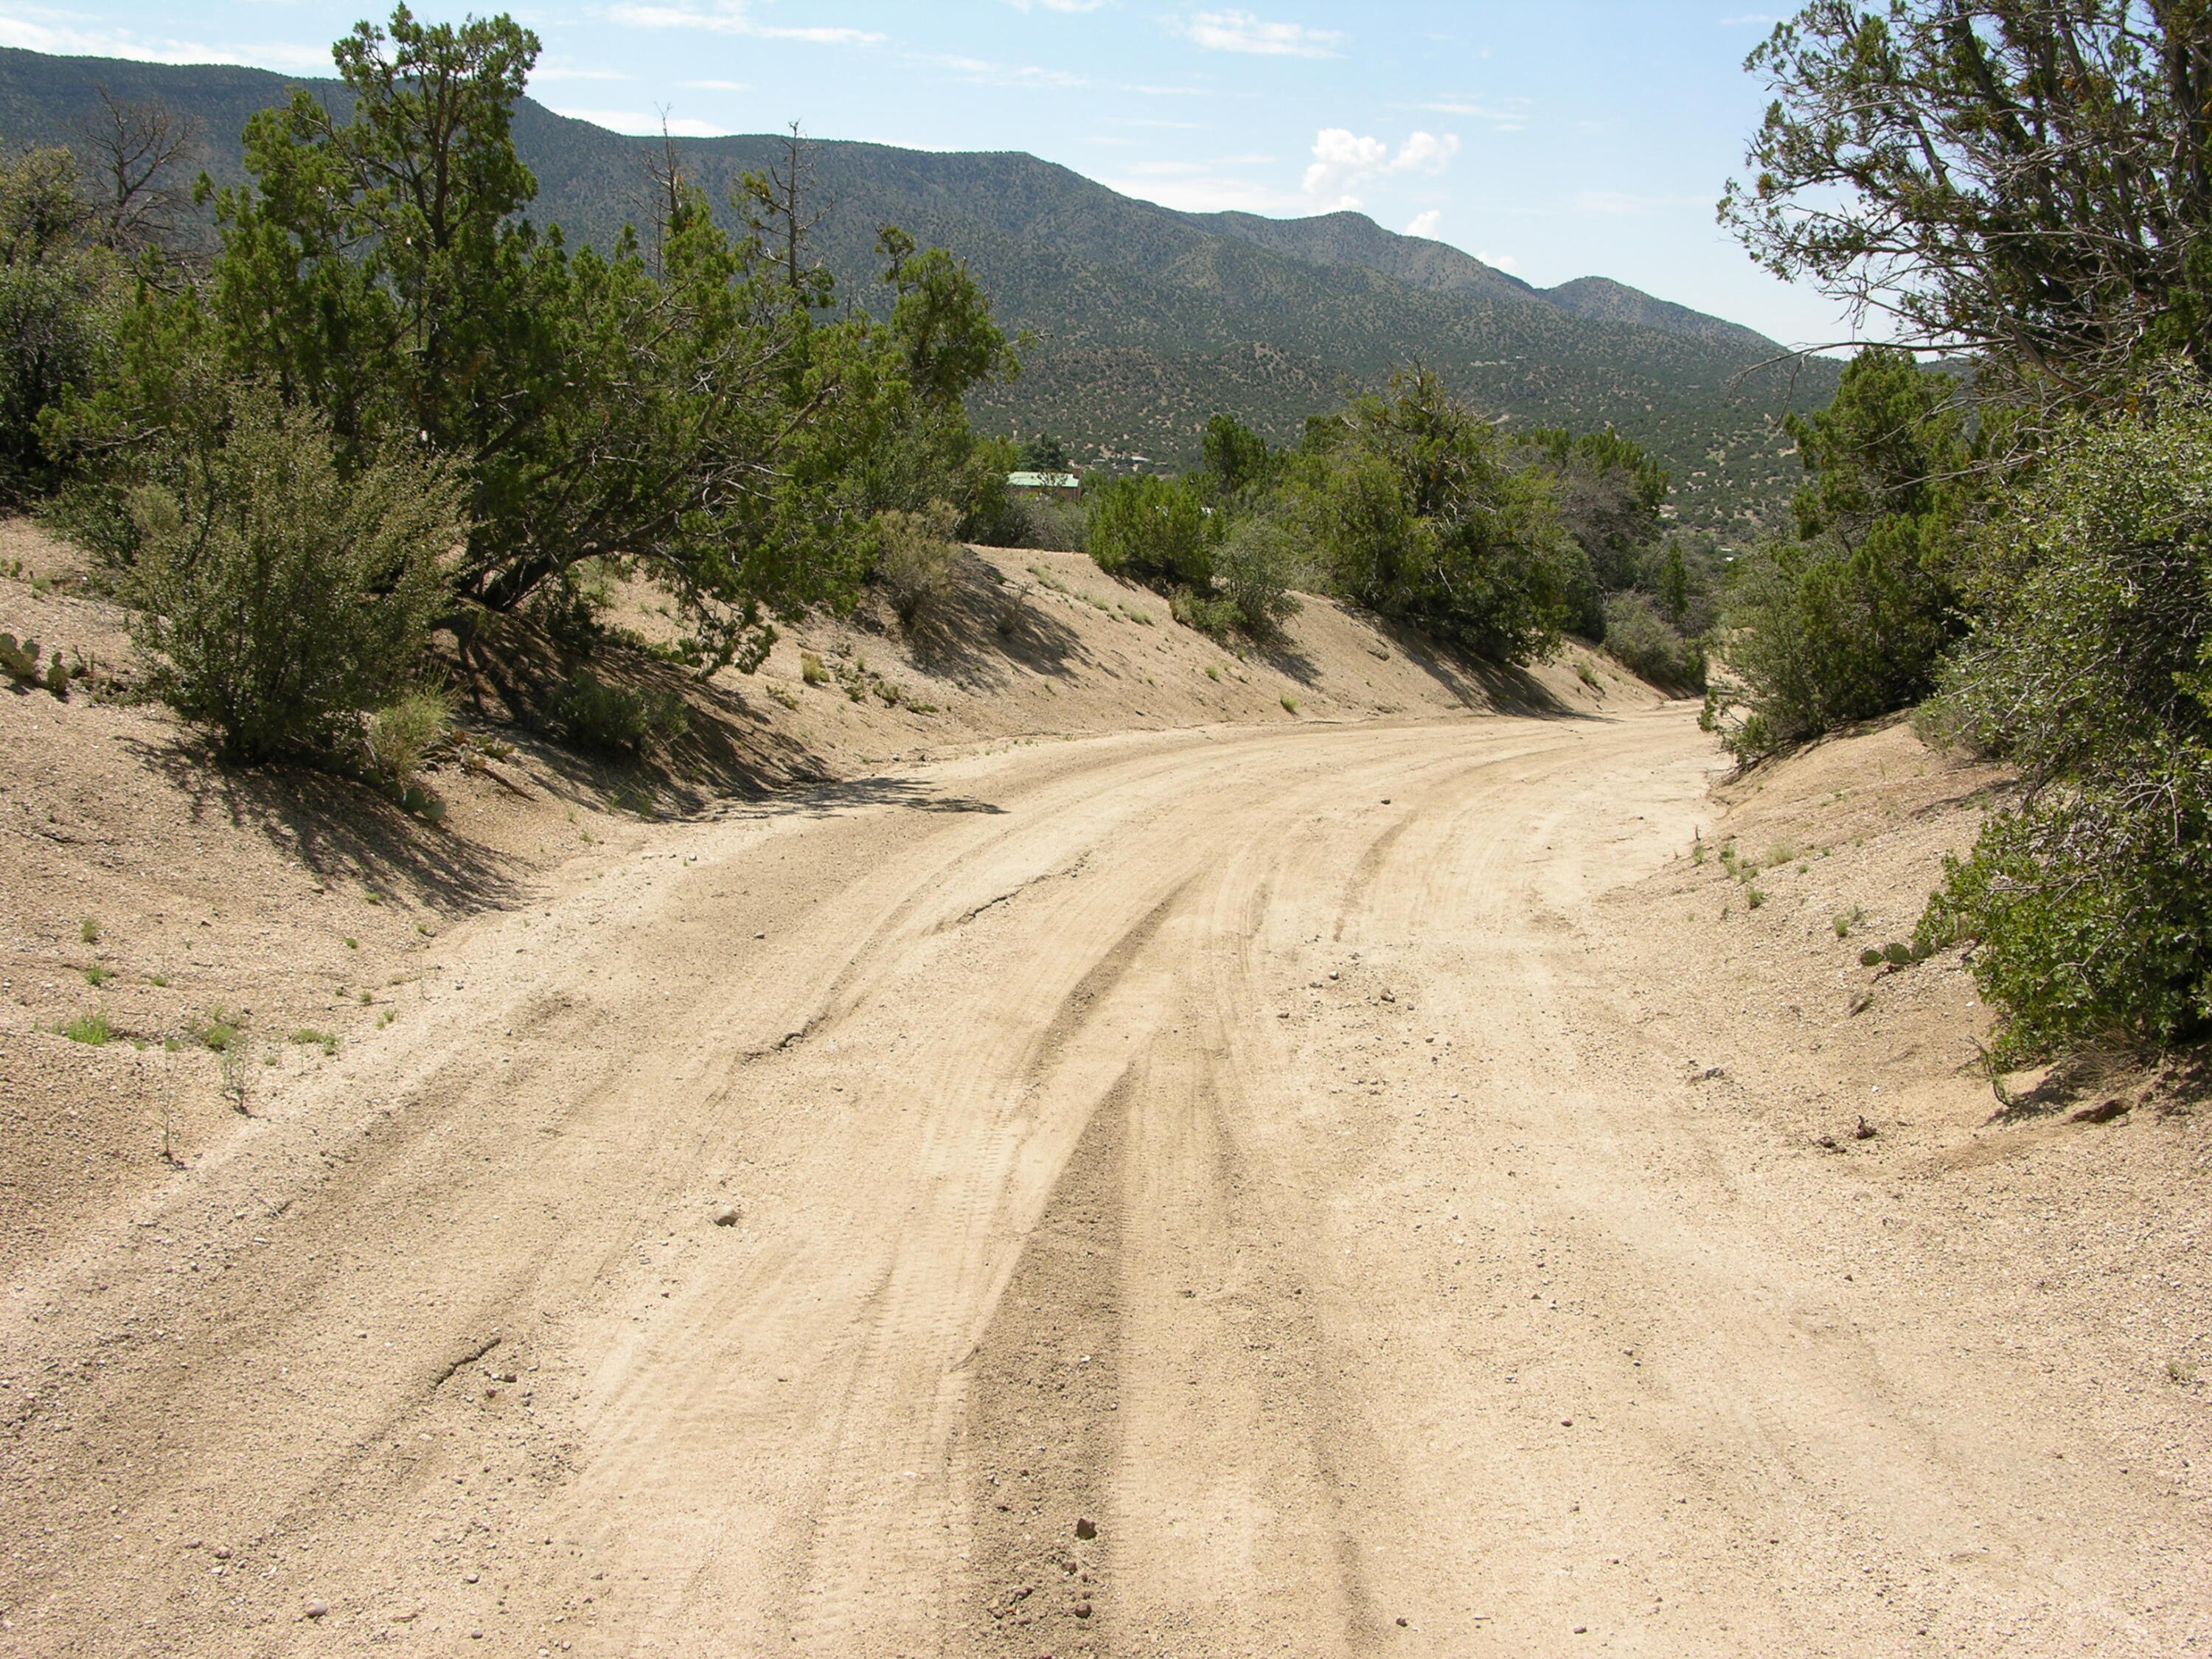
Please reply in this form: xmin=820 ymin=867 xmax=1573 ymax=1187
xmin=1007 ymin=470 xmax=1082 ymax=496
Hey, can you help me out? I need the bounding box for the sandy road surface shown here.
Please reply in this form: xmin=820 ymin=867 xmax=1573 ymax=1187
xmin=3 ymin=706 xmax=2202 ymax=1657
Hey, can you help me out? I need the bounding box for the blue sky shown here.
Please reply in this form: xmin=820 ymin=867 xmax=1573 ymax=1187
xmin=0 ymin=1 xmax=1855 ymax=347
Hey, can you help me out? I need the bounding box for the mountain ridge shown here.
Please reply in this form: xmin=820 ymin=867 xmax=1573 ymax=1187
xmin=0 ymin=45 xmax=1834 ymax=531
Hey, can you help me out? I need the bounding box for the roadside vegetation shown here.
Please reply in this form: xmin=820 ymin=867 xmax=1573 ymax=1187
xmin=1695 ymin=2 xmax=2212 ymax=1063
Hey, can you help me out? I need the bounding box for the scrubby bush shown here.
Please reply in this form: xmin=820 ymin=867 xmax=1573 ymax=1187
xmin=1295 ymin=368 xmax=1580 ymax=664
xmin=1700 ymin=349 xmax=1966 ymax=761
xmin=1921 ymin=378 xmax=2212 ymax=1058
xmin=872 ymin=499 xmax=962 ymax=631
xmin=1088 ymin=473 xmax=1216 ymax=588
xmin=1212 ymin=512 xmax=1304 ymax=639
xmin=1601 ymin=591 xmax=1704 ymax=689
xmin=125 ymin=384 xmax=460 ymax=765
xmin=360 ymin=688 xmax=456 ymax=784
xmin=550 ymin=669 xmax=688 ymax=756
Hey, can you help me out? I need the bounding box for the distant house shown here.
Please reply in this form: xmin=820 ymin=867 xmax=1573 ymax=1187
xmin=1006 ymin=470 xmax=1082 ymax=497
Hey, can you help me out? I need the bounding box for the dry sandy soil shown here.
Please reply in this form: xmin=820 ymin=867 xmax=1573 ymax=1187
xmin=2 ymin=523 xmax=2208 ymax=1657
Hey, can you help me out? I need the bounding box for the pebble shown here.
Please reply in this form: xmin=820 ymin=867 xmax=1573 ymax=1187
xmin=1072 ymin=1601 xmax=1092 ymax=1618
xmin=1073 ymin=1517 xmax=1097 ymax=1540
xmin=465 ymin=1572 xmax=480 ymax=1584
xmin=303 ymin=1601 xmax=329 ymax=1620
xmin=211 ymin=1546 xmax=232 ymax=1561
xmin=712 ymin=1205 xmax=741 ymax=1228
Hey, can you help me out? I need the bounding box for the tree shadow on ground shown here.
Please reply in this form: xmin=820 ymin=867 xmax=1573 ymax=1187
xmin=897 ymin=550 xmax=1098 ymax=691
xmin=1371 ymin=617 xmax=1582 ymax=717
xmin=128 ymin=734 xmax=530 ymax=917
xmin=709 ymin=774 xmax=1010 ymax=824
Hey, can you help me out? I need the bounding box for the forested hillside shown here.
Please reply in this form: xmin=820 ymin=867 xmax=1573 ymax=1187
xmin=0 ymin=44 xmax=1837 ymax=534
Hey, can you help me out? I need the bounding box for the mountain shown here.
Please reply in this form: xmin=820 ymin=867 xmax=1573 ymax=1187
xmin=0 ymin=46 xmax=1834 ymax=534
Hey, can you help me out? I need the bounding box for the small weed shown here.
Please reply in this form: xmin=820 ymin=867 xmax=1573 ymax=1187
xmin=1205 ymin=664 xmax=1221 ymax=682
xmin=765 ymin=681 xmax=799 ymax=710
xmin=364 ymin=891 xmax=383 ymax=905
xmin=1765 ymin=841 xmax=1798 ymax=864
xmin=194 ymin=1010 xmax=240 ymax=1052
xmin=417 ymin=922 xmax=434 ymax=936
xmin=262 ymin=1051 xmax=279 ymax=1066
xmin=344 ymin=937 xmax=358 ymax=950
xmin=60 ymin=1009 xmax=114 ymax=1045
xmin=147 ymin=973 xmax=168 ymax=987
xmin=83 ymin=965 xmax=111 ymax=987
xmin=358 ymin=990 xmax=372 ymax=1004
xmin=2170 ymin=1357 xmax=2201 ymax=1385
xmin=1832 ymin=906 xmax=1865 ymax=939
xmin=80 ymin=917 xmax=100 ymax=945
xmin=1691 ymin=839 xmax=1705 ymax=866
xmin=1281 ymin=695 xmax=1299 ymax=714
xmin=290 ymin=1028 xmax=338 ymax=1056
xmin=800 ymin=650 xmax=830 ymax=686
xmin=1576 ymin=662 xmax=1601 ymax=692
xmin=1746 ymin=887 xmax=1767 ymax=910
xmin=377 ymin=1010 xmax=396 ymax=1029
xmin=163 ymin=1036 xmax=182 ymax=1052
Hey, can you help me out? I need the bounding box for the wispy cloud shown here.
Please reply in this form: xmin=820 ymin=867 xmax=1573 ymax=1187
xmin=915 ymin=52 xmax=1082 ymax=88
xmin=549 ymin=106 xmax=738 ymax=136
xmin=532 ymin=66 xmax=633 ymax=82
xmin=0 ymin=8 xmax=327 ymax=70
xmin=1304 ymin=127 xmax=1459 ymax=209
xmin=1122 ymin=153 xmax=1273 ymax=175
xmin=1178 ymin=10 xmax=1343 ymax=58
xmin=1122 ymin=83 xmax=1217 ymax=96
xmin=1477 ymin=248 xmax=1520 ymax=273
xmin=1404 ymin=209 xmax=1441 ymax=238
xmin=603 ymin=1 xmax=884 ymax=44
xmin=1410 ymin=97 xmax=1528 ymax=131
xmin=1719 ymin=13 xmax=1778 ymax=24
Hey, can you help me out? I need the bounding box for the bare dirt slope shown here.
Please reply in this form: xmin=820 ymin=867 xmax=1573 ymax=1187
xmin=5 ymin=677 xmax=2210 ymax=1658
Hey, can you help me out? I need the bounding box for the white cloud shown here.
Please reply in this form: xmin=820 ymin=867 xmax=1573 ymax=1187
xmin=1179 ymin=10 xmax=1344 ymax=58
xmin=1404 ymin=209 xmax=1441 ymax=238
xmin=603 ymin=2 xmax=884 ymax=44
xmin=1477 ymin=249 xmax=1520 ymax=274
xmin=0 ymin=10 xmax=327 ymax=69
xmin=915 ymin=52 xmax=1082 ymax=88
xmin=532 ymin=66 xmax=633 ymax=82
xmin=1411 ymin=98 xmax=1527 ymax=131
xmin=1302 ymin=126 xmax=1459 ymax=209
xmin=1123 ymin=83 xmax=1217 ymax=96
xmin=1719 ymin=13 xmax=1778 ymax=24
xmin=550 ymin=107 xmax=737 ymax=136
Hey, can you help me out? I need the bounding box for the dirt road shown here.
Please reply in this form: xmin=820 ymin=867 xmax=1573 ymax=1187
xmin=4 ymin=705 xmax=2204 ymax=1657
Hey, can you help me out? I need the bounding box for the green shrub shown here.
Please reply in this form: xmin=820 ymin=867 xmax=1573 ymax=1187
xmin=800 ymin=649 xmax=830 ymax=686
xmin=193 ymin=1011 xmax=238 ymax=1051
xmin=1170 ymin=590 xmax=1240 ymax=637
xmin=1601 ymin=591 xmax=1705 ymax=689
xmin=1700 ymin=349 xmax=1966 ymax=761
xmin=1212 ymin=512 xmax=1304 ymax=637
xmin=124 ymin=384 xmax=462 ymax=765
xmin=360 ymin=687 xmax=455 ymax=784
xmin=551 ymin=669 xmax=688 ymax=756
xmin=1922 ymin=376 xmax=2212 ymax=1057
xmin=1295 ymin=368 xmax=1580 ymax=664
xmin=0 ymin=630 xmax=39 ymax=684
xmin=872 ymin=499 xmax=961 ymax=630
xmin=1088 ymin=474 xmax=1216 ymax=588
xmin=60 ymin=1009 xmax=112 ymax=1044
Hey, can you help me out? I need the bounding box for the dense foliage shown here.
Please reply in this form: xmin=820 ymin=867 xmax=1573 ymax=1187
xmin=124 ymin=383 xmax=459 ymax=763
xmin=1923 ymin=383 xmax=2212 ymax=1056
xmin=1726 ymin=0 xmax=2212 ymax=403
xmin=1702 ymin=347 xmax=1969 ymax=758
xmin=18 ymin=4 xmax=1018 ymax=770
